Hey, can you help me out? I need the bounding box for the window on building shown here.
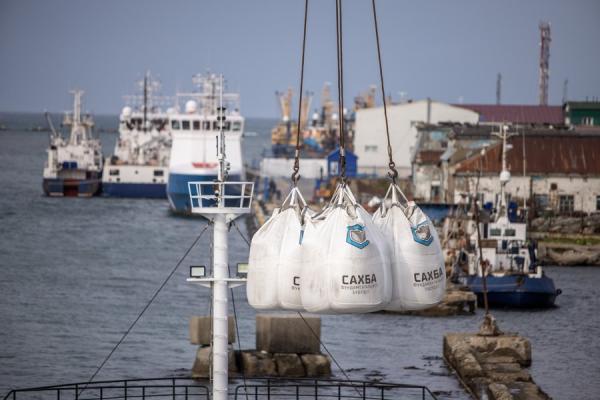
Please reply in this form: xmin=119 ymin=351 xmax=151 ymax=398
xmin=171 ymin=120 xmax=180 ymax=130
xmin=181 ymin=120 xmax=190 ymax=130
xmin=364 ymin=145 xmax=378 ymax=152
xmin=534 ymin=194 xmax=549 ymax=210
xmin=202 ymin=121 xmax=211 ymax=130
xmin=559 ymin=195 xmax=574 ymax=214
xmin=596 ymin=196 xmax=600 ymax=211
xmin=193 ymin=120 xmax=200 ymax=130
xmin=430 ymin=185 xmax=440 ymax=201
xmin=582 ymin=116 xmax=595 ymax=126
xmin=504 ymin=228 xmax=516 ymax=237
xmin=490 ymin=228 xmax=502 ymax=237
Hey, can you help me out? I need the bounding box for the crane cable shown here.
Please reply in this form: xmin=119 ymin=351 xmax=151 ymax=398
xmin=371 ymin=0 xmax=399 ymax=183
xmin=291 ymin=0 xmax=309 ymax=186
xmin=335 ymin=0 xmax=347 ymax=182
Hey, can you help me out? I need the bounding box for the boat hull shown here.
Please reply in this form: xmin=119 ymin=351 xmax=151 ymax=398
xmin=467 ymin=274 xmax=559 ymax=308
xmin=102 ymin=182 xmax=166 ymax=198
xmin=43 ymin=179 xmax=101 ymax=197
xmin=167 ymin=172 xmax=241 ymax=214
xmin=43 ymin=175 xmax=101 ymax=197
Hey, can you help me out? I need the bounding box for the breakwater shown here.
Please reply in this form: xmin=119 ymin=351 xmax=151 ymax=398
xmin=444 ymin=329 xmax=550 ymax=400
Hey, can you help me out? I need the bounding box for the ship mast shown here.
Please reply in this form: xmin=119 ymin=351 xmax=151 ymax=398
xmin=143 ymin=71 xmax=149 ymax=133
xmin=186 ymin=74 xmax=253 ymax=400
xmin=493 ymin=125 xmax=512 ymax=223
xmin=68 ymin=89 xmax=86 ymax=146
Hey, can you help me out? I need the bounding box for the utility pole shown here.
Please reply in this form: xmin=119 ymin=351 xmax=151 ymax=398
xmin=496 ymin=73 xmax=502 ymax=105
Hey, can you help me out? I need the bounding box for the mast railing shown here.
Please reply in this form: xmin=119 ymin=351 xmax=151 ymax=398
xmin=188 ymin=181 xmax=254 ymax=214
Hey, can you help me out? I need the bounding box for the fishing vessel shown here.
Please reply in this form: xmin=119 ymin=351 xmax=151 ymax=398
xmin=43 ymin=90 xmax=103 ymax=197
xmin=102 ymin=72 xmax=171 ymax=198
xmin=464 ymin=127 xmax=561 ymax=308
xmin=166 ymin=72 xmax=244 ymax=213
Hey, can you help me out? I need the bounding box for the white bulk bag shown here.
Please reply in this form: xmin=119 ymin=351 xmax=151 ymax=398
xmin=373 ymin=184 xmax=446 ymax=311
xmin=247 ymin=187 xmax=308 ymax=310
xmin=301 ymin=184 xmax=392 ymax=314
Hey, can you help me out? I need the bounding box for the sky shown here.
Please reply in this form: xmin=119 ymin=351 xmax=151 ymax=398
xmin=1 ymin=0 xmax=599 ymax=118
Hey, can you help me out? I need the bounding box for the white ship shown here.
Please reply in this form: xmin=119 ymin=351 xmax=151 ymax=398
xmin=166 ymin=72 xmax=244 ymax=213
xmin=43 ymin=90 xmax=103 ymax=197
xmin=102 ymin=72 xmax=171 ymax=198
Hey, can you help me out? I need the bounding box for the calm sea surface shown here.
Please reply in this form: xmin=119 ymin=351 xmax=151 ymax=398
xmin=1 ymin=113 xmax=599 ymax=399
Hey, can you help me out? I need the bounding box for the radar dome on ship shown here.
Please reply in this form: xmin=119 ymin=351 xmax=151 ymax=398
xmin=121 ymin=106 xmax=132 ymax=117
xmin=500 ymin=170 xmax=511 ymax=182
xmin=185 ymin=100 xmax=198 ymax=114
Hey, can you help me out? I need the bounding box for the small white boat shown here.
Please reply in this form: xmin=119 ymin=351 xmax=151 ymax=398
xmin=43 ymin=90 xmax=103 ymax=197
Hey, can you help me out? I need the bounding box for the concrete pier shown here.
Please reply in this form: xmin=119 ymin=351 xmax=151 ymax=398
xmin=443 ymin=332 xmax=550 ymax=400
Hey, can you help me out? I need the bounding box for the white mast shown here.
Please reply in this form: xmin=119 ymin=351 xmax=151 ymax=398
xmin=212 ymin=74 xmax=229 ymax=400
xmin=186 ymin=74 xmax=253 ymax=400
xmin=68 ymin=89 xmax=86 ymax=146
xmin=493 ymin=125 xmax=512 ymax=223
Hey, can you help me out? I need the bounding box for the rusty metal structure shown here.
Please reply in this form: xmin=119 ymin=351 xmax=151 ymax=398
xmin=538 ymin=22 xmax=551 ymax=106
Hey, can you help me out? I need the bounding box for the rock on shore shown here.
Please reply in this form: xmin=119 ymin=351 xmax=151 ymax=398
xmin=538 ymin=242 xmax=600 ymax=266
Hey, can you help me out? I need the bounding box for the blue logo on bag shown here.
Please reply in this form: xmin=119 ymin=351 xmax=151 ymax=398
xmin=411 ymin=221 xmax=433 ymax=246
xmin=346 ymin=224 xmax=370 ymax=249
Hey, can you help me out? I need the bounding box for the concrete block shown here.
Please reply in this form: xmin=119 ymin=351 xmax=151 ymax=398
xmin=256 ymin=314 xmax=320 ymax=354
xmin=189 ymin=316 xmax=236 ymax=345
xmin=274 ymin=353 xmax=305 ymax=377
xmin=300 ymin=354 xmax=331 ymax=377
xmin=241 ymin=351 xmax=277 ymax=377
xmin=191 ymin=345 xmax=238 ymax=378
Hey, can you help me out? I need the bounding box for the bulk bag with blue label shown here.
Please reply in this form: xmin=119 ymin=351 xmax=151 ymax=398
xmin=373 ymin=184 xmax=446 ymax=311
xmin=247 ymin=187 xmax=309 ymax=310
xmin=300 ymin=184 xmax=392 ymax=314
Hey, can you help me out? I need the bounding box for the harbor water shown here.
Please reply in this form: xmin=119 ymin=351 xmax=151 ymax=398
xmin=1 ymin=113 xmax=599 ymax=399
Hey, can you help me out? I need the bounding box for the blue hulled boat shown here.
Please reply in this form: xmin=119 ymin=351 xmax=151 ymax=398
xmin=463 ymin=127 xmax=561 ymax=308
xmin=166 ymin=72 xmax=245 ymax=214
xmin=467 ymin=273 xmax=560 ymax=308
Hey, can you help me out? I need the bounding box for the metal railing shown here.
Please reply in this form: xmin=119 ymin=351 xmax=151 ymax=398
xmin=3 ymin=378 xmax=437 ymax=400
xmin=233 ymin=379 xmax=438 ymax=400
xmin=3 ymin=378 xmax=209 ymax=400
xmin=188 ymin=181 xmax=254 ymax=213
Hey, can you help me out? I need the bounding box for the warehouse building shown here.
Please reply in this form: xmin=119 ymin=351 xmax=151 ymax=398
xmin=353 ymin=99 xmax=479 ymax=178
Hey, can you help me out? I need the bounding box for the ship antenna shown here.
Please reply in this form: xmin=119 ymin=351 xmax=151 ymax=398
xmin=143 ymin=71 xmax=148 ymax=133
xmin=44 ymin=111 xmax=60 ymax=142
xmin=217 ymin=74 xmax=227 ymax=183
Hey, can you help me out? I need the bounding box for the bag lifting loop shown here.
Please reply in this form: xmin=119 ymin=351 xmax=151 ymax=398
xmin=291 ymin=0 xmax=309 ymax=187
xmin=372 ymin=0 xmax=399 ymax=183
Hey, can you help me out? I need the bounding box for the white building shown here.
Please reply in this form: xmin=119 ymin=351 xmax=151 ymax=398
xmin=354 ymin=99 xmax=478 ymax=177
